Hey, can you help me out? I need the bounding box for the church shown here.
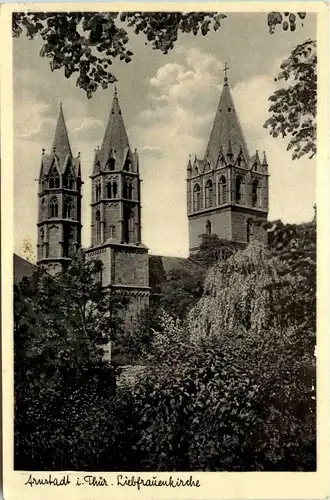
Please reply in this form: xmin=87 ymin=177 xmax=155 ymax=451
xmin=15 ymin=71 xmax=269 ymax=326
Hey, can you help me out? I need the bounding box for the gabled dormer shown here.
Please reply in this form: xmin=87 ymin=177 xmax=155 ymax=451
xmin=186 ymin=155 xmax=192 ymax=178
xmin=235 ymin=146 xmax=247 ymax=168
xmin=192 ymin=156 xmax=201 ymax=177
xmin=216 ymin=146 xmax=227 ymax=169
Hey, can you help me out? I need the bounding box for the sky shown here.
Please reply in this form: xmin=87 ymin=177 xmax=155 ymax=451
xmin=13 ymin=12 xmax=317 ymax=260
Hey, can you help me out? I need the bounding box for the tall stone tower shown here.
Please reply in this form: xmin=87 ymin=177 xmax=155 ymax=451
xmin=187 ymin=70 xmax=269 ymax=253
xmin=85 ymin=89 xmax=150 ymax=326
xmin=37 ymin=104 xmax=82 ymax=274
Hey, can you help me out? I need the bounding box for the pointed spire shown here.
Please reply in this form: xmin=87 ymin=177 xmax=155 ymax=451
xmin=262 ymin=150 xmax=268 ymax=165
xmin=187 ymin=154 xmax=192 ymax=172
xmin=204 ymin=76 xmax=249 ymax=166
xmin=99 ymin=88 xmax=131 ymax=170
xmin=52 ymin=103 xmax=72 ymax=166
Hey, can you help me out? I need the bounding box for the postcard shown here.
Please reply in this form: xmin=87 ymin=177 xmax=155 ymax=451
xmin=1 ymin=2 xmax=329 ymax=500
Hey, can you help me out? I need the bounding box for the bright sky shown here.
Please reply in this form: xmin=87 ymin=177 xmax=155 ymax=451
xmin=13 ymin=12 xmax=316 ymax=260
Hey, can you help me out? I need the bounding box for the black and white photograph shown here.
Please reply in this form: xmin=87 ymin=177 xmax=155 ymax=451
xmin=2 ymin=3 xmax=329 ymax=498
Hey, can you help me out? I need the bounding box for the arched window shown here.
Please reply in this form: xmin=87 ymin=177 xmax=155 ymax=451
xmin=63 ymin=170 xmax=74 ymax=189
xmin=122 ymin=180 xmax=127 ymax=198
xmin=49 ymin=168 xmax=60 ymax=189
xmin=123 ymin=207 xmax=135 ymax=243
xmin=112 ymin=181 xmax=117 ymax=198
xmin=63 ymin=198 xmax=73 ymax=219
xmin=206 ymin=220 xmax=211 ymax=235
xmin=128 ymin=212 xmax=135 ymax=242
xmin=106 ymin=182 xmax=111 ymax=198
xmin=95 ymin=210 xmax=101 ymax=244
xmin=252 ymin=180 xmax=261 ymax=207
xmin=109 ymin=158 xmax=115 ymax=171
xmin=109 ymin=225 xmax=116 ymax=239
xmin=63 ymin=226 xmax=75 ymax=258
xmin=95 ymin=182 xmax=101 ymax=201
xmin=40 ymin=198 xmax=45 ymax=217
xmin=235 ymin=176 xmax=245 ymax=204
xmin=124 ymin=158 xmax=131 ymax=171
xmin=128 ymin=182 xmax=133 ymax=200
xmin=205 ymin=180 xmax=213 ymax=208
xmin=247 ymin=220 xmax=253 ymax=243
xmin=218 ymin=176 xmax=227 ymax=205
xmin=49 ymin=196 xmax=58 ymax=218
xmin=39 ymin=228 xmax=44 ymax=258
xmin=193 ymin=184 xmax=201 ymax=211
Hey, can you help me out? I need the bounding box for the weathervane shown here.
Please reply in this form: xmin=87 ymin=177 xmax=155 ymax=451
xmin=223 ymin=62 xmax=230 ymax=86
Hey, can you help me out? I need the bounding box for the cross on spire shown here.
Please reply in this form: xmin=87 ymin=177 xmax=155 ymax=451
xmin=223 ymin=62 xmax=230 ymax=86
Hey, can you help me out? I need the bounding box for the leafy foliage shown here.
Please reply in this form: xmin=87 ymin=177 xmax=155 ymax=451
xmin=124 ymin=242 xmax=315 ymax=471
xmin=159 ymin=266 xmax=205 ymax=319
xmin=191 ymin=233 xmax=243 ymax=268
xmin=188 ymin=241 xmax=295 ymax=340
xmin=12 ymin=12 xmax=226 ymax=98
xmin=15 ymin=228 xmax=316 ymax=472
xmin=14 ymin=252 xmax=125 ymax=469
xmin=13 ymin=11 xmax=307 ymax=98
xmin=264 ymin=39 xmax=317 ymax=160
xmin=15 ymin=251 xmax=124 ymax=369
xmin=112 ymin=303 xmax=162 ymax=365
xmin=267 ymin=12 xmax=307 ymax=34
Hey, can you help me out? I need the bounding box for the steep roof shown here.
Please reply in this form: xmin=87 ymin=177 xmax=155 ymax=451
xmin=98 ymin=89 xmax=131 ymax=170
xmin=14 ymin=254 xmax=36 ymax=284
xmin=148 ymin=255 xmax=200 ymax=290
xmin=204 ymin=79 xmax=249 ymax=166
xmin=52 ymin=103 xmax=72 ymax=167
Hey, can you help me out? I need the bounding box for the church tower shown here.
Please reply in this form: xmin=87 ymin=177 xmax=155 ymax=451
xmin=85 ymin=89 xmax=149 ymax=326
xmin=37 ymin=104 xmax=82 ymax=275
xmin=187 ymin=67 xmax=269 ymax=253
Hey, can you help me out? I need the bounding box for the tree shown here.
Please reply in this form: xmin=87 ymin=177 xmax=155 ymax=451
xmin=267 ymin=217 xmax=316 ymax=331
xmin=159 ymin=266 xmax=205 ymax=319
xmin=14 ymin=252 xmax=123 ymax=468
xmin=13 ymin=11 xmax=313 ymax=160
xmin=187 ymin=240 xmax=315 ymax=468
xmin=111 ymin=303 xmax=162 ymax=365
xmin=14 ymin=251 xmax=124 ymax=372
xmin=190 ymin=233 xmax=242 ymax=268
xmin=130 ymin=241 xmax=316 ymax=471
xmin=12 ymin=12 xmax=226 ymax=97
xmin=13 ymin=11 xmax=306 ymax=98
xmin=267 ymin=12 xmax=307 ymax=34
xmin=264 ymin=39 xmax=316 ymax=160
xmin=188 ymin=240 xmax=297 ymax=340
